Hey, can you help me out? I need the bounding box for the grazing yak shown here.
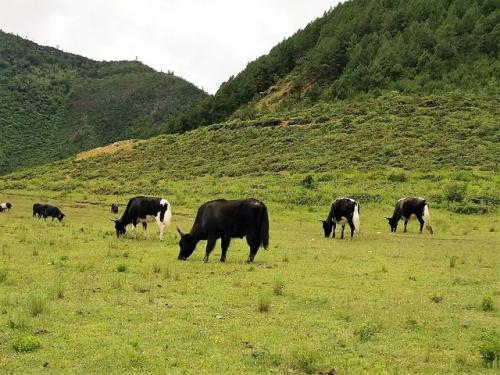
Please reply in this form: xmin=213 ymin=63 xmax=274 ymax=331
xmin=386 ymin=197 xmax=433 ymax=234
xmin=113 ymin=196 xmax=171 ymax=240
xmin=177 ymin=198 xmax=269 ymax=263
xmin=33 ymin=203 xmax=65 ymax=221
xmin=0 ymin=202 xmax=12 ymax=212
xmin=111 ymin=204 xmax=119 ymax=214
xmin=321 ymin=198 xmax=360 ymax=239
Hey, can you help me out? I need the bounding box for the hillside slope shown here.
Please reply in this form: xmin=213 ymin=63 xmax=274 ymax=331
xmin=3 ymin=90 xmax=498 ymax=213
xmin=174 ymin=0 xmax=499 ymax=131
xmin=0 ymin=30 xmax=207 ymax=173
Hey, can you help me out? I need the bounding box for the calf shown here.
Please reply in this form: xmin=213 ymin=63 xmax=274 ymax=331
xmin=42 ymin=204 xmax=65 ymax=221
xmin=0 ymin=202 xmax=12 ymax=212
xmin=177 ymin=198 xmax=269 ymax=263
xmin=113 ymin=196 xmax=171 ymax=240
xmin=321 ymin=198 xmax=360 ymax=239
xmin=386 ymin=197 xmax=433 ymax=234
xmin=111 ymin=204 xmax=119 ymax=214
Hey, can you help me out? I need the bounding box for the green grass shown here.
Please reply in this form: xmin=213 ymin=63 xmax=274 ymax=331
xmin=0 ymin=193 xmax=498 ymax=374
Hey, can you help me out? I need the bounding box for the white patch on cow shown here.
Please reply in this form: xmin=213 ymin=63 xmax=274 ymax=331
xmin=424 ymin=204 xmax=433 ymax=233
xmin=352 ymin=203 xmax=360 ymax=233
xmin=155 ymin=199 xmax=172 ymax=241
xmin=160 ymin=198 xmax=168 ymax=206
xmin=335 ymin=216 xmax=348 ymax=224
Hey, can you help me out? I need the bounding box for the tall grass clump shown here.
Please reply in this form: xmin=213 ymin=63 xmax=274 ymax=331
xmin=273 ymin=277 xmax=285 ymax=296
xmin=27 ymin=293 xmax=47 ymax=317
xmin=479 ymin=329 xmax=499 ymax=368
xmin=289 ymin=349 xmax=318 ymax=374
xmin=0 ymin=268 xmax=7 ymax=283
xmin=258 ymin=295 xmax=271 ymax=313
xmin=481 ymin=296 xmax=494 ymax=312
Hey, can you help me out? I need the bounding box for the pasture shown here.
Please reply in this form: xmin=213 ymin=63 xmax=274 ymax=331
xmin=0 ymin=191 xmax=498 ymax=374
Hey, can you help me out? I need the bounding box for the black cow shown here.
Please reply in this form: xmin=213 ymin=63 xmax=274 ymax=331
xmin=321 ymin=198 xmax=360 ymax=239
xmin=111 ymin=204 xmax=119 ymax=214
xmin=177 ymin=198 xmax=269 ymax=263
xmin=113 ymin=196 xmax=171 ymax=240
xmin=0 ymin=202 xmax=12 ymax=212
xmin=33 ymin=203 xmax=45 ymax=218
xmin=386 ymin=197 xmax=433 ymax=234
xmin=42 ymin=204 xmax=65 ymax=221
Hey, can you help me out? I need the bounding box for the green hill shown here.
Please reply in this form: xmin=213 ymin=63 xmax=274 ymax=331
xmin=0 ymin=30 xmax=207 ymax=174
xmin=3 ymin=90 xmax=498 ymax=213
xmin=174 ymin=0 xmax=499 ymax=131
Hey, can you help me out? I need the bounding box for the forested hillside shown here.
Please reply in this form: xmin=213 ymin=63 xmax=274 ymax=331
xmin=0 ymin=30 xmax=207 ymax=173
xmin=173 ymin=0 xmax=499 ymax=131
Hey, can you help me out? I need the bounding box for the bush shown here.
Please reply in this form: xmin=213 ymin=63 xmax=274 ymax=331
xmin=443 ymin=181 xmax=467 ymax=202
xmin=272 ymin=277 xmax=285 ymax=296
xmin=116 ymin=264 xmax=128 ymax=273
xmin=481 ymin=296 xmax=494 ymax=312
xmin=479 ymin=329 xmax=499 ymax=368
xmin=356 ymin=322 xmax=380 ymax=341
xmin=301 ymin=175 xmax=316 ymax=190
xmin=387 ymin=172 xmax=407 ymax=182
xmin=289 ymin=349 xmax=318 ymax=374
xmin=12 ymin=336 xmax=41 ymax=353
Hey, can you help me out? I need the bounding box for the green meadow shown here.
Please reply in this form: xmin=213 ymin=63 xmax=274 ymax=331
xmin=0 ymin=189 xmax=498 ymax=374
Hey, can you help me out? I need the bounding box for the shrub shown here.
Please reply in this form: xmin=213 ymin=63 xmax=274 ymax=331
xmin=116 ymin=264 xmax=128 ymax=273
xmin=356 ymin=322 xmax=380 ymax=341
xmin=387 ymin=172 xmax=407 ymax=182
xmin=479 ymin=329 xmax=499 ymax=368
xmin=12 ymin=336 xmax=41 ymax=353
xmin=301 ymin=175 xmax=316 ymax=190
xmin=443 ymin=181 xmax=467 ymax=202
xmin=481 ymin=296 xmax=494 ymax=312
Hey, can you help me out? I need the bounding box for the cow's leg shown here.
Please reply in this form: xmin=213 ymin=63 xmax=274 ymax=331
xmin=417 ymin=215 xmax=424 ymax=234
xmin=220 ymin=236 xmax=231 ymax=262
xmin=203 ymin=236 xmax=217 ymax=263
xmin=348 ymin=218 xmax=355 ymax=239
xmin=332 ymin=222 xmax=336 ymax=238
xmin=404 ymin=220 xmax=408 ymax=233
xmin=341 ymin=224 xmax=345 ymax=239
xmin=247 ymin=245 xmax=259 ymax=263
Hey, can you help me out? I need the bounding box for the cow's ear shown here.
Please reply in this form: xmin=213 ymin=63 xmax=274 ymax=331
xmin=176 ymin=226 xmax=185 ymax=236
xmin=385 ymin=217 xmax=391 ymax=221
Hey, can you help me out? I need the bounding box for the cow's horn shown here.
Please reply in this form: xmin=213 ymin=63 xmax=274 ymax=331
xmin=177 ymin=226 xmax=184 ymax=236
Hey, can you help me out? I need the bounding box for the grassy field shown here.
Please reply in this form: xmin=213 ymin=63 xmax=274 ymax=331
xmin=0 ymin=191 xmax=498 ymax=374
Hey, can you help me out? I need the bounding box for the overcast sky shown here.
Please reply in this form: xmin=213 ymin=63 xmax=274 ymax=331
xmin=0 ymin=0 xmax=340 ymax=93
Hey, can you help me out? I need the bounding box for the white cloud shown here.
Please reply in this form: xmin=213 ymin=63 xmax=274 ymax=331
xmin=0 ymin=0 xmax=339 ymax=93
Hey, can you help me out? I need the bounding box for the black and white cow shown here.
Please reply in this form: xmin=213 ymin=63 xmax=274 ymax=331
xmin=321 ymin=198 xmax=360 ymax=239
xmin=111 ymin=204 xmax=119 ymax=214
xmin=113 ymin=196 xmax=171 ymax=240
xmin=386 ymin=197 xmax=433 ymax=234
xmin=43 ymin=204 xmax=65 ymax=221
xmin=0 ymin=202 xmax=12 ymax=212
xmin=177 ymin=198 xmax=269 ymax=263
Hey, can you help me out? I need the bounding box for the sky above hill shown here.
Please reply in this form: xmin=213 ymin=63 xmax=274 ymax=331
xmin=0 ymin=0 xmax=339 ymax=93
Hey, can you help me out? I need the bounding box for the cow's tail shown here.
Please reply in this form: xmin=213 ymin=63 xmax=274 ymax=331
xmin=260 ymin=204 xmax=270 ymax=249
xmin=353 ymin=203 xmax=360 ymax=233
xmin=424 ymin=204 xmax=433 ymax=234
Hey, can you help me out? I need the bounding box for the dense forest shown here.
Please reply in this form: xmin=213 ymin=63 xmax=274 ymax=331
xmin=0 ymin=30 xmax=207 ymax=173
xmin=173 ymin=0 xmax=499 ymax=130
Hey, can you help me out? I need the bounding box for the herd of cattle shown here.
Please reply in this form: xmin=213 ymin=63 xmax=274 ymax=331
xmin=0 ymin=196 xmax=433 ymax=263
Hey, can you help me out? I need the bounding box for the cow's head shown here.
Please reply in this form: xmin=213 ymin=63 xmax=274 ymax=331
xmin=386 ymin=217 xmax=398 ymax=232
xmin=6 ymin=203 xmax=11 ymax=209
xmin=177 ymin=227 xmax=196 ymax=260
xmin=58 ymin=213 xmax=65 ymax=222
xmin=321 ymin=219 xmax=333 ymax=237
xmin=113 ymin=219 xmax=126 ymax=237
